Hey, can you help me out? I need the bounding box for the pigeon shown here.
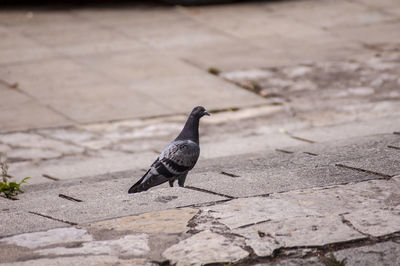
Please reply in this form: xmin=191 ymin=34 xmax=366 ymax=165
xmin=128 ymin=106 xmax=210 ymax=194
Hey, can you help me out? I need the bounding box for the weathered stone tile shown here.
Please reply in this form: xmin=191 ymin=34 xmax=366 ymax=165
xmin=188 ymin=164 xmax=378 ymax=198
xmin=88 ymin=208 xmax=198 ymax=234
xmin=344 ymin=209 xmax=400 ymax=237
xmin=0 ymin=211 xmax=67 ymax=237
xmin=0 ymin=132 xmax=82 ymax=152
xmin=37 ymin=128 xmax=97 ymax=144
xmin=38 ymin=234 xmax=149 ymax=257
xmin=199 ymin=197 xmax=318 ymax=229
xmin=75 ymin=49 xmax=203 ymax=82
xmin=331 ymin=21 xmax=400 ymax=44
xmin=0 ymin=26 xmax=57 ymax=65
xmin=337 ymin=150 xmax=400 ymax=177
xmin=185 ymin=5 xmax=320 ymax=39
xmin=333 ymin=241 xmax=400 ymax=266
xmin=0 ymin=227 xmax=92 ymax=248
xmin=234 ymin=216 xmax=364 ymax=256
xmin=0 ymin=86 xmax=72 ymax=132
xmin=118 ymin=16 xmax=233 ymax=51
xmin=269 ymin=0 xmax=396 ymax=29
xmin=7 ymin=176 xmax=226 ymax=225
xmin=1 ymin=256 xmax=151 ymax=266
xmin=0 ymin=143 xmax=11 ymax=154
xmin=73 ymin=7 xmax=181 ymax=27
xmin=6 ymin=152 xmax=155 ymax=184
xmin=162 ymin=230 xmax=248 ymax=265
xmin=352 ymin=0 xmax=400 ymax=9
xmin=5 ymin=148 xmax=61 ymax=161
xmin=256 ymin=257 xmax=324 ymax=266
xmin=292 ymin=116 xmax=400 ymax=143
xmin=269 ymin=178 xmax=399 ymax=216
xmin=128 ymin=74 xmax=266 ymax=113
xmin=182 ymin=38 xmax=295 ymax=71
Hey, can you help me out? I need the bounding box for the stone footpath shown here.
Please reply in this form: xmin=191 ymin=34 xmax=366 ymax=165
xmin=1 ymin=0 xmax=400 ymax=264
xmin=1 ymin=44 xmax=400 ymax=265
xmin=0 ymin=129 xmax=399 ymax=265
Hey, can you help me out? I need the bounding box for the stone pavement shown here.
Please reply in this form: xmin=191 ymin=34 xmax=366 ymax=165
xmin=1 ymin=0 xmax=400 ymax=132
xmin=1 ymin=0 xmax=400 ymax=265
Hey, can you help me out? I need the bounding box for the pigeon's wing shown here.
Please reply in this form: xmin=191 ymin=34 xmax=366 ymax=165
xmin=159 ymin=139 xmax=200 ymax=174
xmin=128 ymin=140 xmax=199 ymax=193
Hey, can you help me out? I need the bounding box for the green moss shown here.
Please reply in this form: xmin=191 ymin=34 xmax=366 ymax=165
xmin=0 ymin=154 xmax=30 ymax=199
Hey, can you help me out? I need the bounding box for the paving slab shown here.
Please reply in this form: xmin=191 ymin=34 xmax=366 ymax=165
xmin=7 ymin=152 xmax=158 ymax=184
xmin=162 ymin=230 xmax=248 ymax=265
xmin=234 ymin=215 xmax=364 ymax=257
xmin=86 ymin=207 xmax=198 ymax=234
xmin=187 ymin=165 xmax=378 ymax=198
xmin=0 ymin=227 xmax=92 ymax=249
xmin=184 ymin=4 xmax=318 ymax=39
xmin=343 ymin=209 xmax=400 ymax=237
xmin=0 ymin=26 xmax=58 ymax=65
xmin=2 ymin=174 xmax=399 ymax=265
xmin=188 ymin=177 xmax=400 ymax=261
xmin=333 ymin=241 xmax=400 ymax=266
xmin=292 ymin=115 xmax=400 ymax=143
xmin=38 ymin=234 xmax=150 ymax=257
xmin=2 ymin=174 xmax=226 ymax=232
xmin=353 ymin=0 xmax=400 ymax=9
xmin=188 ymin=134 xmax=399 ymax=197
xmin=257 ymin=257 xmax=324 ymax=266
xmin=331 ymin=21 xmax=400 ymax=44
xmin=1 ymin=256 xmax=151 ymax=266
xmin=0 ymin=85 xmax=72 ymax=132
xmin=0 ymin=211 xmax=67 ymax=238
xmin=269 ymin=0 xmax=396 ymax=29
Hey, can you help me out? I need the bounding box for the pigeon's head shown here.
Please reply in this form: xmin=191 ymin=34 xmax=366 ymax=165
xmin=191 ymin=106 xmax=210 ymax=118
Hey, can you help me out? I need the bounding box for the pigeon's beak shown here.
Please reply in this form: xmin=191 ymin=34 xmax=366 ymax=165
xmin=203 ymin=111 xmax=211 ymax=116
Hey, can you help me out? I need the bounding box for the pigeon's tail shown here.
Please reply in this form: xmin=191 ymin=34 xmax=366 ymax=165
xmin=128 ymin=171 xmax=169 ymax=194
xmin=128 ymin=183 xmax=149 ymax=194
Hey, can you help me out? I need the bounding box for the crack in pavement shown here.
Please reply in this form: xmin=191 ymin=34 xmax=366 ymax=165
xmin=335 ymin=163 xmax=393 ymax=179
xmin=184 ymin=186 xmax=236 ymax=199
xmin=28 ymin=211 xmax=77 ymax=226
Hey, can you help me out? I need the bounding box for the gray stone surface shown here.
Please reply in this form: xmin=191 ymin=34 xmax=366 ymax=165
xmin=334 ymin=241 xmax=400 ymax=266
xmin=0 ymin=227 xmax=92 ymax=248
xmin=235 ymin=216 xmax=364 ymax=256
xmin=188 ymin=134 xmax=398 ymax=197
xmin=1 ymin=256 xmax=151 ymax=266
xmin=0 ymin=211 xmax=67 ymax=237
xmin=1 ymin=176 xmax=226 ymax=235
xmin=86 ymin=208 xmax=198 ymax=234
xmin=1 ymin=0 xmax=399 ymax=132
xmin=198 ymin=197 xmax=318 ymax=230
xmin=1 ymin=1 xmax=400 ymax=265
xmin=162 ymin=230 xmax=248 ymax=265
xmin=39 ymin=234 xmax=150 ymax=257
xmin=8 ymin=152 xmax=157 ymax=184
xmin=344 ymin=209 xmax=400 ymax=237
xmin=0 ymin=85 xmax=72 ymax=132
xmin=189 ymin=177 xmax=399 ymax=259
xmin=257 ymin=257 xmax=324 ymax=266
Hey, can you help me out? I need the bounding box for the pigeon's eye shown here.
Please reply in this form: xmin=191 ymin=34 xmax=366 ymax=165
xmin=197 ymin=107 xmax=201 ymax=111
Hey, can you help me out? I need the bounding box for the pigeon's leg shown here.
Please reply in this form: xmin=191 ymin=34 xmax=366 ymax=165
xmin=178 ymin=173 xmax=188 ymax=187
xmin=169 ymin=179 xmax=175 ymax=187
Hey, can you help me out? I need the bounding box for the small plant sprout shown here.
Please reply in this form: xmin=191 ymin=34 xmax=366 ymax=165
xmin=325 ymin=253 xmax=346 ymax=266
xmin=0 ymin=154 xmax=30 ymax=199
xmin=208 ymin=67 xmax=221 ymax=76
